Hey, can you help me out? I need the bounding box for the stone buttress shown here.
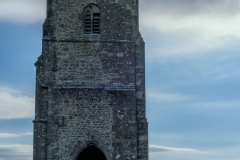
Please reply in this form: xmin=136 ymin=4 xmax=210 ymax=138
xmin=33 ymin=0 xmax=148 ymax=160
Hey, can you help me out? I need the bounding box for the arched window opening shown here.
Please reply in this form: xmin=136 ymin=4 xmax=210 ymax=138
xmin=85 ymin=4 xmax=100 ymax=34
xmin=77 ymin=145 xmax=107 ymax=160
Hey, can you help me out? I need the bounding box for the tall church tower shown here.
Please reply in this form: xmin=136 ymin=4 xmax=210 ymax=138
xmin=33 ymin=0 xmax=148 ymax=160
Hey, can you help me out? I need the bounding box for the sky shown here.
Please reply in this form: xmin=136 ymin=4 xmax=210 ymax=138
xmin=0 ymin=0 xmax=240 ymax=160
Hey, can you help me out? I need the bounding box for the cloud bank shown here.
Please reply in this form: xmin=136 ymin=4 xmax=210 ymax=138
xmin=147 ymin=92 xmax=190 ymax=103
xmin=149 ymin=143 xmax=240 ymax=160
xmin=0 ymin=132 xmax=33 ymax=138
xmin=149 ymin=145 xmax=197 ymax=153
xmin=139 ymin=0 xmax=240 ymax=56
xmin=0 ymin=0 xmax=46 ymax=24
xmin=0 ymin=144 xmax=32 ymax=160
xmin=140 ymin=0 xmax=240 ymax=16
xmin=0 ymin=86 xmax=34 ymax=119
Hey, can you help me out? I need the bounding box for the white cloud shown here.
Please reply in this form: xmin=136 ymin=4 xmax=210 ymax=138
xmin=0 ymin=0 xmax=46 ymax=24
xmin=139 ymin=2 xmax=240 ymax=57
xmin=149 ymin=144 xmax=197 ymax=153
xmin=0 ymin=86 xmax=34 ymax=119
xmin=147 ymin=92 xmax=190 ymax=102
xmin=147 ymin=90 xmax=240 ymax=110
xmin=0 ymin=132 xmax=33 ymax=138
xmin=215 ymin=69 xmax=240 ymax=80
xmin=140 ymin=0 xmax=240 ymax=16
xmin=149 ymin=144 xmax=240 ymax=160
xmin=141 ymin=13 xmax=240 ymax=37
xmin=0 ymin=144 xmax=32 ymax=160
xmin=193 ymin=100 xmax=240 ymax=109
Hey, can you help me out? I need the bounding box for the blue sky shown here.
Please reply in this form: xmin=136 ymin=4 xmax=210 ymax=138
xmin=0 ymin=0 xmax=240 ymax=160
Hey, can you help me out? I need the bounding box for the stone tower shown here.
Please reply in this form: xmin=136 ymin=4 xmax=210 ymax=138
xmin=33 ymin=0 xmax=148 ymax=160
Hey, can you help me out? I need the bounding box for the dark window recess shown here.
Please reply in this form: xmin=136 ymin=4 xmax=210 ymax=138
xmin=93 ymin=13 xmax=100 ymax=33
xmin=84 ymin=4 xmax=100 ymax=34
xmin=85 ymin=11 xmax=91 ymax=34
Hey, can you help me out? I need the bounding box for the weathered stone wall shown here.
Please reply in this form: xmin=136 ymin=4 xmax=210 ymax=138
xmin=34 ymin=0 xmax=148 ymax=160
xmin=135 ymin=38 xmax=148 ymax=160
xmin=44 ymin=0 xmax=139 ymax=41
xmin=47 ymin=88 xmax=113 ymax=159
xmin=45 ymin=88 xmax=138 ymax=160
xmin=53 ymin=42 xmax=135 ymax=86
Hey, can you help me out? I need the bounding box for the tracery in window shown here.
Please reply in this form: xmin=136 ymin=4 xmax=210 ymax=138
xmin=85 ymin=4 xmax=100 ymax=34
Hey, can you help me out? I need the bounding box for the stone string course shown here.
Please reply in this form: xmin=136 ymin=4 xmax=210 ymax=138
xmin=33 ymin=0 xmax=148 ymax=160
